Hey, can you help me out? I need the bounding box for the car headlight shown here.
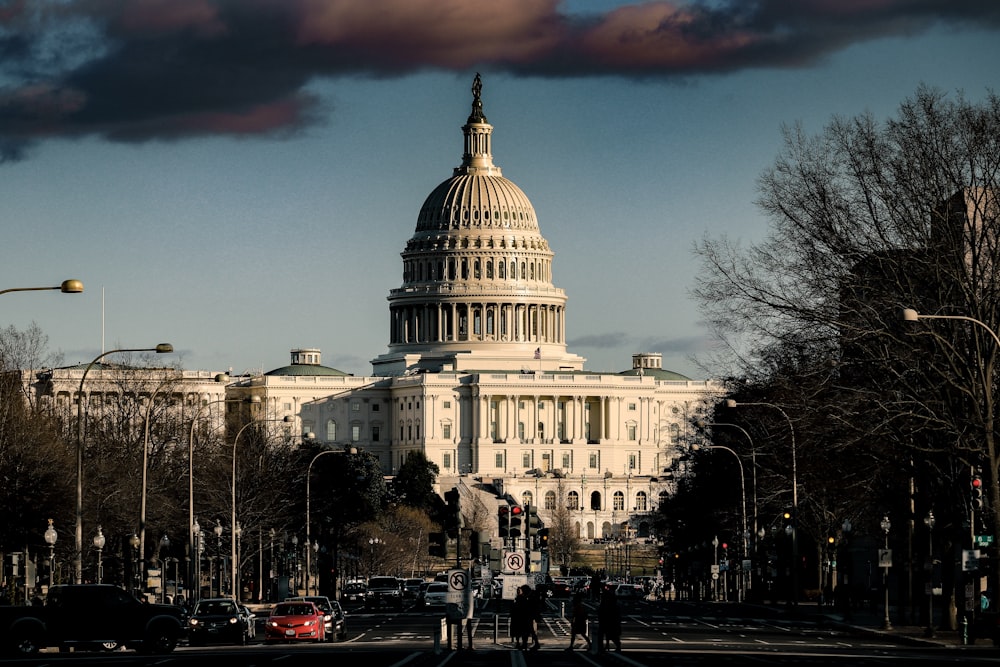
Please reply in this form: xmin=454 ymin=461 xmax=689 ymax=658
xmin=304 ymin=620 xmax=315 ymax=627
xmin=189 ymin=619 xmax=199 ymax=627
xmin=323 ymin=614 xmax=331 ymax=621
xmin=268 ymin=621 xmax=279 ymax=628
xmin=228 ymin=617 xmax=238 ymax=624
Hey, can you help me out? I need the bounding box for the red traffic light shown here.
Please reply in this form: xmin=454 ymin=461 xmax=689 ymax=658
xmin=499 ymin=506 xmax=509 ymax=516
xmin=721 ymin=543 xmax=728 ymax=550
xmin=973 ymin=477 xmax=983 ymax=488
xmin=511 ymin=506 xmax=523 ymax=516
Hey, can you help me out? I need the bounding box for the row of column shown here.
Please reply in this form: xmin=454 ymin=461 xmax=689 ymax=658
xmin=389 ymin=301 xmax=564 ymax=345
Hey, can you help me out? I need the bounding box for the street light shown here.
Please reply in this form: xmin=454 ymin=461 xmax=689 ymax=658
xmin=213 ymin=521 xmax=223 ymax=597
xmin=880 ymin=515 xmax=892 ymax=630
xmin=159 ymin=534 xmax=171 ymax=604
xmin=305 ymin=446 xmax=357 ymax=596
xmin=0 ymin=279 xmax=84 ymax=296
xmin=692 ymin=438 xmax=748 ymax=602
xmin=44 ymin=519 xmax=57 ymax=589
xmin=232 ymin=411 xmax=284 ymax=602
xmin=129 ymin=533 xmax=141 ymax=597
xmin=725 ymin=398 xmax=798 ymax=605
xmin=93 ymin=526 xmax=106 ymax=584
xmin=138 ymin=374 xmax=180 ymax=597
xmin=75 ymin=343 xmax=174 ymax=584
xmin=924 ymin=511 xmax=935 ymax=638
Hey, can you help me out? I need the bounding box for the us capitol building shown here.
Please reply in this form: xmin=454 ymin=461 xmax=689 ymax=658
xmin=35 ymin=76 xmax=720 ymax=543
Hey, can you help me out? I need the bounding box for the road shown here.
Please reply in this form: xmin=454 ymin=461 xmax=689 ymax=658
xmin=13 ymin=597 xmax=1000 ymax=666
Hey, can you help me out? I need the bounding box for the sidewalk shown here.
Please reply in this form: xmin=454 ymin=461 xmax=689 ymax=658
xmin=791 ymin=603 xmax=972 ymax=647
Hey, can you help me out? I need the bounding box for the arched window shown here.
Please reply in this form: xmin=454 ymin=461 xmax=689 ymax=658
xmin=613 ymin=491 xmax=625 ymax=511
xmin=544 ymin=490 xmax=556 ymax=510
xmin=567 ymin=490 xmax=579 ymax=510
xmin=521 ymin=491 xmax=533 ymax=507
xmin=590 ymin=490 xmax=601 ymax=511
xmin=326 ymin=419 xmax=336 ymax=441
xmin=635 ymin=491 xmax=648 ymax=511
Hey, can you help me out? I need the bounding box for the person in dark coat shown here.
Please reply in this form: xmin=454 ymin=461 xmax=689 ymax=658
xmin=527 ymin=586 xmax=543 ymax=650
xmin=598 ymin=586 xmax=622 ymax=651
xmin=510 ymin=585 xmax=532 ymax=649
xmin=566 ymin=592 xmax=591 ymax=650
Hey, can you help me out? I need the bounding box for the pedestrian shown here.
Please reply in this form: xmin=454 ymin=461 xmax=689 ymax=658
xmin=510 ymin=585 xmax=532 ymax=649
xmin=566 ymin=592 xmax=591 ymax=650
xmin=598 ymin=586 xmax=622 ymax=652
xmin=527 ymin=586 xmax=543 ymax=650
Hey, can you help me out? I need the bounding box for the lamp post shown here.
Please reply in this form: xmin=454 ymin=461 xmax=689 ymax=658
xmin=138 ymin=373 xmax=179 ymax=598
xmin=75 ymin=343 xmax=174 ymax=584
xmin=213 ymin=521 xmax=223 ymax=597
xmin=129 ymin=533 xmax=140 ymax=597
xmin=725 ymin=399 xmax=798 ymax=605
xmin=193 ymin=518 xmax=201 ymax=600
xmin=186 ymin=377 xmax=234 ymax=606
xmin=232 ymin=413 xmax=284 ymax=602
xmin=0 ymin=279 xmax=83 ymax=296
xmin=692 ymin=431 xmax=749 ymax=602
xmin=44 ymin=519 xmax=57 ymax=589
xmin=368 ymin=537 xmax=382 ymax=577
xmin=159 ymin=534 xmax=171 ymax=604
xmin=924 ymin=511 xmax=935 ymax=638
xmin=305 ymin=446 xmax=356 ymax=596
xmin=93 ymin=526 xmax=105 ymax=584
xmin=880 ymin=515 xmax=892 ymax=630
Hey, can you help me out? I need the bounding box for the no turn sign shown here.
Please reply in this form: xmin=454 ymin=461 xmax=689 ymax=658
xmin=503 ymin=550 xmax=525 ymax=573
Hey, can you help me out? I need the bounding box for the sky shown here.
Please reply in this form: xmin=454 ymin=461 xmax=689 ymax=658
xmin=1 ymin=0 xmax=998 ymax=381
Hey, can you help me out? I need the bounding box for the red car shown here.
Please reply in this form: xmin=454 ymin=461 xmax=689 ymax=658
xmin=264 ymin=601 xmax=326 ymax=643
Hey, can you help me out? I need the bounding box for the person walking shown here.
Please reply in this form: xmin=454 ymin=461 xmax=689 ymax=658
xmin=598 ymin=586 xmax=622 ymax=652
xmin=566 ymin=592 xmax=591 ymax=650
xmin=527 ymin=586 xmax=543 ymax=650
xmin=510 ymin=584 xmax=532 ymax=649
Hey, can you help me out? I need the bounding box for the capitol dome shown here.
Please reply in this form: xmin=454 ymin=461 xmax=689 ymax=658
xmin=371 ymin=74 xmax=585 ymax=376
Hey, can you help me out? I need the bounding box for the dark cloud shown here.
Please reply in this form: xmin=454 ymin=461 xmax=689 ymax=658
xmin=0 ymin=0 xmax=996 ymax=160
xmin=568 ymin=332 xmax=631 ymax=349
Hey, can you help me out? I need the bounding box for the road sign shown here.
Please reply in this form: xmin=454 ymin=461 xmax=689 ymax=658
xmin=878 ymin=549 xmax=892 ymax=568
xmin=503 ymin=550 xmax=525 ymax=573
xmin=446 ymin=568 xmax=472 ymax=620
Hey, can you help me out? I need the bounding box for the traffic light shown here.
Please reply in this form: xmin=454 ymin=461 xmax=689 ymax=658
xmin=526 ymin=504 xmax=541 ymax=538
xmin=972 ymin=471 xmax=984 ymax=510
xmin=538 ymin=528 xmax=549 ymax=549
xmin=429 ymin=532 xmax=447 ymax=558
xmin=444 ymin=488 xmax=463 ymax=536
xmin=499 ymin=505 xmax=510 ymax=538
xmin=509 ymin=505 xmax=523 ymax=538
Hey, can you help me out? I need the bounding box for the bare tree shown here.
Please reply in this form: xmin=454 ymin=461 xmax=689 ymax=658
xmin=548 ymin=479 xmax=579 ymax=573
xmin=693 ymin=86 xmax=1000 ymax=614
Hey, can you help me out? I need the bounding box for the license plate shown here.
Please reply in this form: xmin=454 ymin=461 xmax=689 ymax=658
xmin=285 ymin=629 xmax=295 ymax=636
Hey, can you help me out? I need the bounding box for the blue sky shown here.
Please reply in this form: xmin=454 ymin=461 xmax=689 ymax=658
xmin=1 ymin=1 xmax=997 ymax=379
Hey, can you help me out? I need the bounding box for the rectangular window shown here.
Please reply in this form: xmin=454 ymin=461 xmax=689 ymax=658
xmin=352 ymin=402 xmax=360 ymax=412
xmin=589 ymin=452 xmax=599 ymax=469
xmin=522 ymin=452 xmax=531 ymax=468
xmin=628 ymin=402 xmax=636 ymax=411
xmin=495 ymin=452 xmax=504 ymax=468
xmin=352 ymin=425 xmax=361 ymax=442
xmin=442 ymin=423 xmax=452 ymax=439
xmin=628 ymin=454 xmax=637 ymax=470
xmin=284 ymin=402 xmax=292 ymax=411
xmin=372 ymin=403 xmax=380 ymax=412
xmin=541 ymin=452 xmax=551 ymax=471
xmin=443 ymin=452 xmax=452 ymax=469
xmin=627 ymin=424 xmax=637 ymax=441
xmin=372 ymin=426 xmax=380 ymax=442
xmin=562 ymin=453 xmax=571 ymax=469
xmin=443 ymin=400 xmax=451 ymax=409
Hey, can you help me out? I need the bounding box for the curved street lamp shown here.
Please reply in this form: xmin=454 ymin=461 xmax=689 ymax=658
xmin=725 ymin=398 xmax=798 ymax=605
xmin=75 ymin=343 xmax=174 ymax=584
xmin=0 ymin=279 xmax=83 ymax=296
xmin=305 ymin=446 xmax=356 ymax=596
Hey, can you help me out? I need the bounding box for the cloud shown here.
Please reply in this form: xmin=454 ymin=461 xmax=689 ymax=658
xmin=0 ymin=0 xmax=996 ymax=160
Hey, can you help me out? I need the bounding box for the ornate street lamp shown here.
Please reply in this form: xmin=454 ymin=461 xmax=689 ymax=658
xmin=129 ymin=533 xmax=141 ymax=597
xmin=924 ymin=511 xmax=935 ymax=638
xmin=93 ymin=526 xmax=106 ymax=584
xmin=44 ymin=519 xmax=57 ymax=589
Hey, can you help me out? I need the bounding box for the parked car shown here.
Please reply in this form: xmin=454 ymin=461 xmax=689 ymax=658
xmin=341 ymin=581 xmax=367 ymax=604
xmin=285 ymin=596 xmax=345 ymax=641
xmin=614 ymin=583 xmax=646 ymax=599
xmin=264 ymin=601 xmax=325 ymax=643
xmin=547 ymin=579 xmax=573 ymax=598
xmin=421 ymin=582 xmax=449 ymax=609
xmin=187 ymin=598 xmax=250 ymax=646
xmin=365 ymin=576 xmax=403 ymax=610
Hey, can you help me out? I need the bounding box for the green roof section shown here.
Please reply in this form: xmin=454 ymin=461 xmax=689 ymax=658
xmin=617 ymin=367 xmax=692 ymax=381
xmin=265 ymin=364 xmax=351 ymax=377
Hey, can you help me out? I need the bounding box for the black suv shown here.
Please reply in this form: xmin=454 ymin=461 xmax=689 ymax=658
xmin=364 ymin=577 xmax=403 ymax=610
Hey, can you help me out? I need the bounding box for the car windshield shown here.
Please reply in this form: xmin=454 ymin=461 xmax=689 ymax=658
xmin=368 ymin=578 xmax=398 ymax=588
xmin=196 ymin=601 xmax=236 ymax=615
xmin=428 ymin=583 xmax=448 ymax=592
xmin=274 ymin=604 xmax=314 ymax=616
